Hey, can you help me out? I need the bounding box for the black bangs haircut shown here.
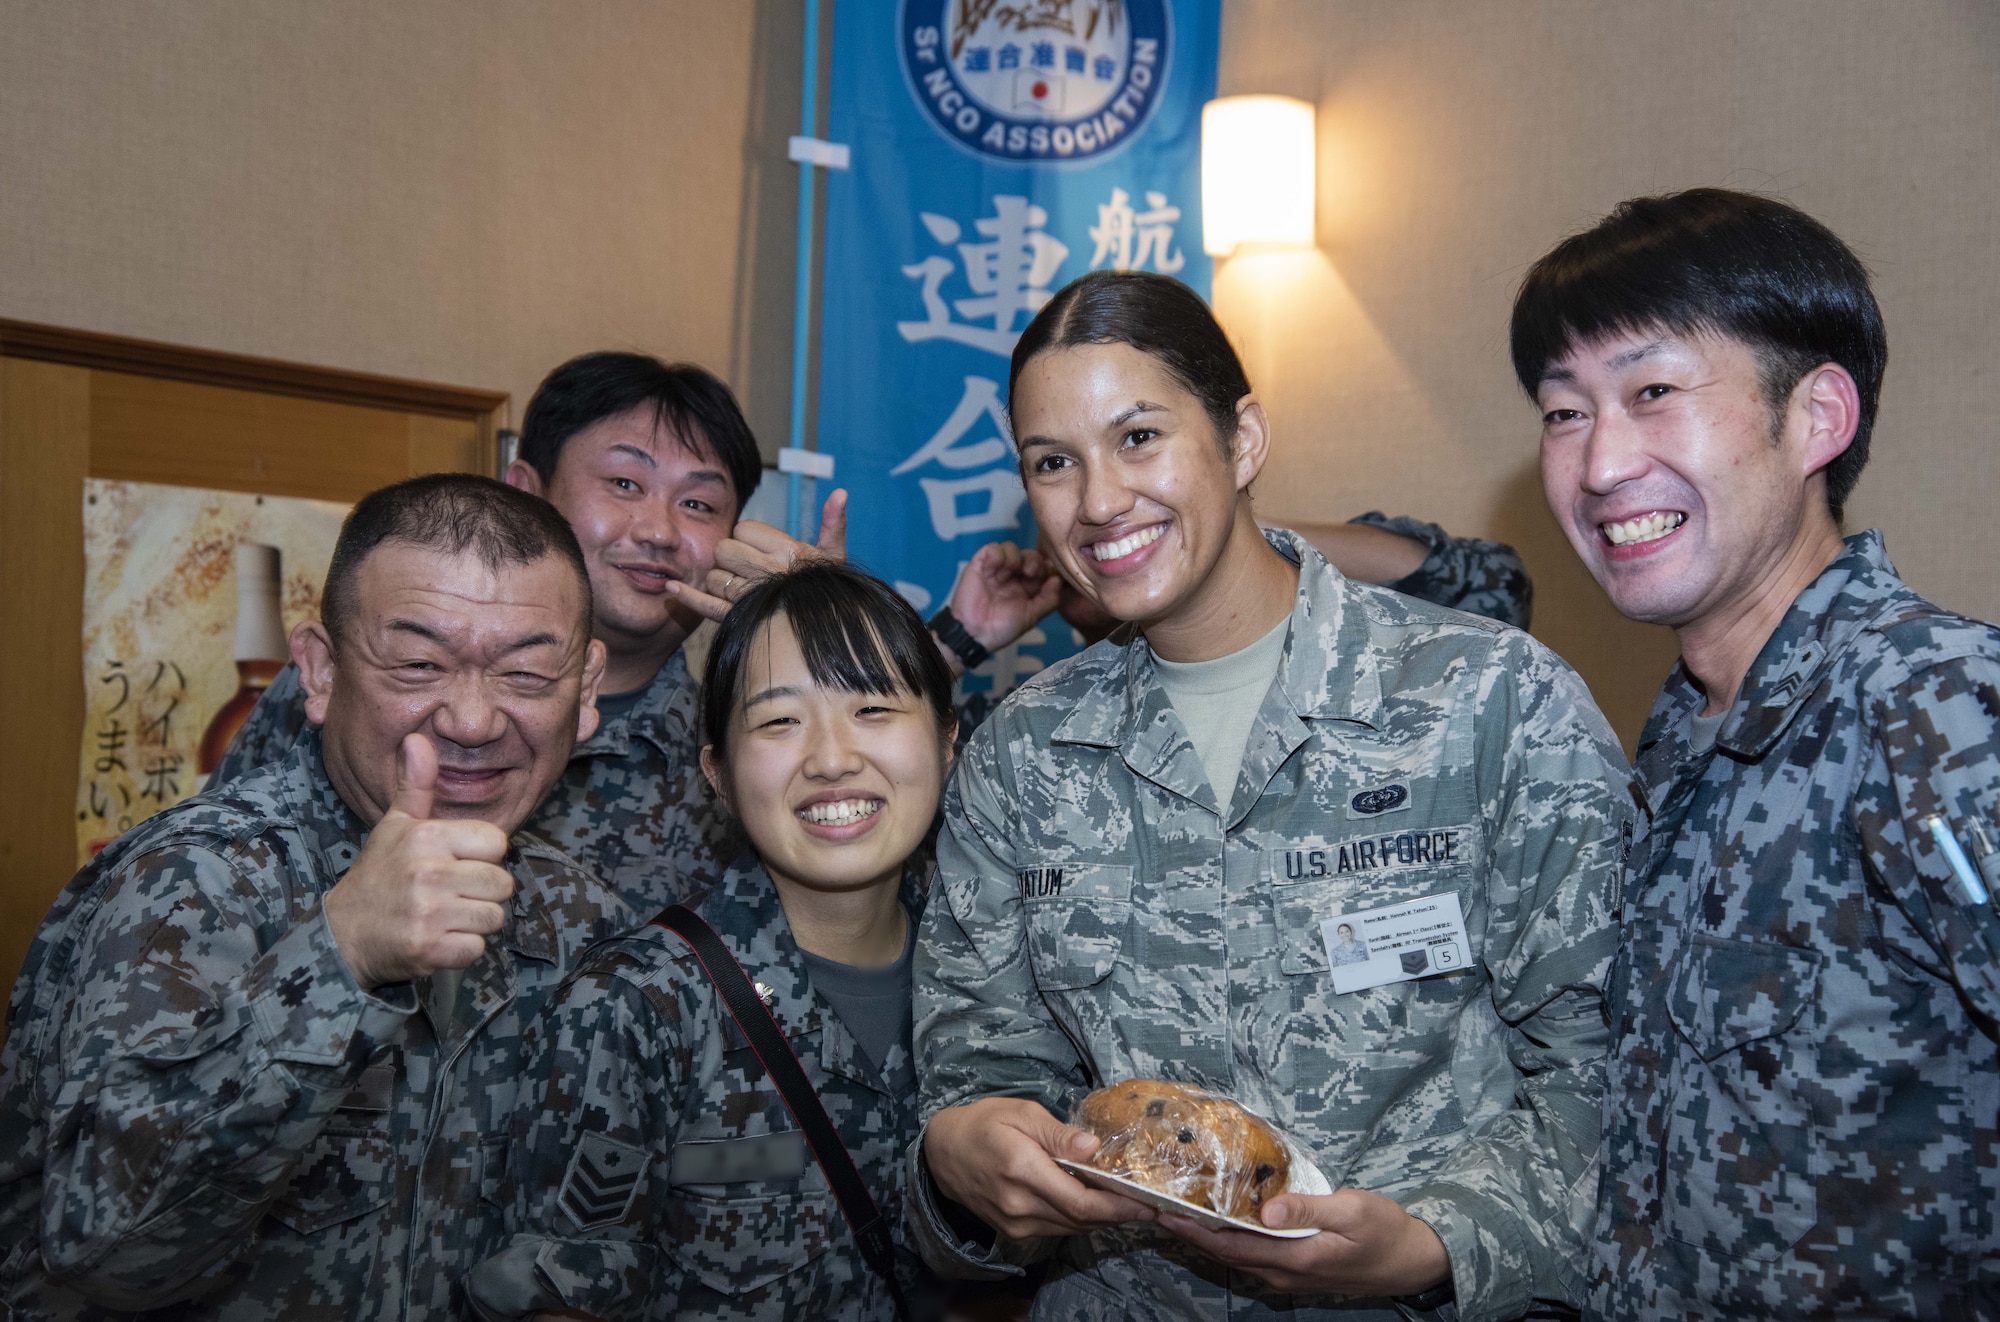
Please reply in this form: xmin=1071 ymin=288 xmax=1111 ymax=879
xmin=1010 ymin=269 xmax=1251 ymax=454
xmin=520 ymin=351 xmax=763 ymax=512
xmin=701 ymin=560 xmax=957 ymax=762
xmin=1510 ymin=188 xmax=1887 ymax=519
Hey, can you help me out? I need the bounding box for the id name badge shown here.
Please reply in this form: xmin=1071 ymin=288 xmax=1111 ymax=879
xmin=1321 ymin=892 xmax=1471 ymax=994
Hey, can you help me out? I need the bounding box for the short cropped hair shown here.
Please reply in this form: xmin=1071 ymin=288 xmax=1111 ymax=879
xmin=701 ymin=561 xmax=957 ymax=763
xmin=1011 ymin=270 xmax=1251 ymax=456
xmin=521 ymin=352 xmax=763 ymax=512
xmin=320 ymin=473 xmax=591 ymax=645
xmin=1510 ymin=188 xmax=1887 ymax=518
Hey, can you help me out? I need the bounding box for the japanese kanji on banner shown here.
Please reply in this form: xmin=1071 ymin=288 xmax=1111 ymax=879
xmin=820 ymin=0 xmax=1220 ymax=700
xmin=76 ymin=479 xmax=348 ymax=865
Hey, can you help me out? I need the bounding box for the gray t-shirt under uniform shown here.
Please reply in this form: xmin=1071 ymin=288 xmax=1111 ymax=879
xmin=1688 ymin=706 xmax=1727 ymax=754
xmin=798 ymin=908 xmax=916 ymax=1073
xmin=591 ymin=684 xmax=650 ymax=728
xmin=1151 ymin=615 xmax=1292 ymax=817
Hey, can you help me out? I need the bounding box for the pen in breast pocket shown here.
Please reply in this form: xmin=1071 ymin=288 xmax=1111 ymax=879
xmin=1918 ymin=814 xmax=1989 ymax=906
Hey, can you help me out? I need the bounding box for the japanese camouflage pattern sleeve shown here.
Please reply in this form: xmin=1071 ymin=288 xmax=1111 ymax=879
xmin=205 ymin=650 xmax=732 ymax=913
xmin=1595 ymin=531 xmax=2000 ymax=1319
xmin=0 ymin=732 xmax=635 ymax=1322
xmin=1349 ymin=512 xmax=1535 ymax=631
xmin=909 ymin=530 xmax=1631 ymax=1322
xmin=466 ymin=857 xmax=924 ymax=1322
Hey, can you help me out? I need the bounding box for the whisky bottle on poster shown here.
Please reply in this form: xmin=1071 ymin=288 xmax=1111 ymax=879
xmin=197 ymin=543 xmax=288 ymax=775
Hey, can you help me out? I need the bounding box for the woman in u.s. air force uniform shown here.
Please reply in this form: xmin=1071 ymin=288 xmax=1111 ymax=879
xmin=909 ymin=270 xmax=1635 ymax=1322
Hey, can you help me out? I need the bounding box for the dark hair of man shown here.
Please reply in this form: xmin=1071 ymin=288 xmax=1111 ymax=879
xmin=519 ymin=352 xmax=764 ymax=511
xmin=1009 ymin=270 xmax=1252 ymax=456
xmin=1509 ymin=188 xmax=1888 ymax=519
xmin=701 ymin=560 xmax=957 ymax=763
xmin=320 ymin=473 xmax=592 ymax=646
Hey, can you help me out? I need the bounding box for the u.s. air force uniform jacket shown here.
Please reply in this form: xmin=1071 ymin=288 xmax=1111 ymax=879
xmin=210 ymin=649 xmax=732 ymax=911
xmin=0 ymin=733 xmax=633 ymax=1321
xmin=466 ymin=855 xmax=926 ymax=1321
xmin=1596 ymin=531 xmax=2000 ymax=1318
xmin=908 ymin=530 xmax=1634 ymax=1322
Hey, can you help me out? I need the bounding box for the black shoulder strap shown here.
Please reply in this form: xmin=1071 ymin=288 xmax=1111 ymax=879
xmin=652 ymin=905 xmax=907 ymax=1318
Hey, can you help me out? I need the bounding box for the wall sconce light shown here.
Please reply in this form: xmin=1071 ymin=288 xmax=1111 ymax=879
xmin=1201 ymin=95 xmax=1316 ymax=257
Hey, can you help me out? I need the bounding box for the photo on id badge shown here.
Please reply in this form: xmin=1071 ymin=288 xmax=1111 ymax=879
xmin=1320 ymin=892 xmax=1471 ymax=995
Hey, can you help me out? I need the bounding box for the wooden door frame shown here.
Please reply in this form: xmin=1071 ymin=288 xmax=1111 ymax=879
xmin=0 ymin=319 xmax=511 ymax=453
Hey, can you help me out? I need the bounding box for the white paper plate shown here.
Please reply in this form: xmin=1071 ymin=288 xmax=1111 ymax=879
xmin=1056 ymin=1137 xmax=1330 ymax=1239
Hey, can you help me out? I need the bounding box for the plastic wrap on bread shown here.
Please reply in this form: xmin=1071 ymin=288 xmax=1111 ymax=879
xmin=1073 ymin=1080 xmax=1291 ymax=1220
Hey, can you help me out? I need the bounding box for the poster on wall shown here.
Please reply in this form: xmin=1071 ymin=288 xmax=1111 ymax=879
xmin=819 ymin=0 xmax=1221 ymax=702
xmin=76 ymin=479 xmax=348 ymax=865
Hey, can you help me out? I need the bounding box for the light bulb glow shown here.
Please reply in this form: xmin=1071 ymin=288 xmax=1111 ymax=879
xmin=1201 ymin=95 xmax=1316 ymax=257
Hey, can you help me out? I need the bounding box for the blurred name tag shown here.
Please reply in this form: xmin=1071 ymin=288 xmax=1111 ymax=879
xmin=669 ymin=1130 xmax=809 ymax=1186
xmin=1322 ymin=892 xmax=1471 ymax=994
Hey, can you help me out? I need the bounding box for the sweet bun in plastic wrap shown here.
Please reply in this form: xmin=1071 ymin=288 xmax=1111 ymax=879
xmin=1074 ymin=1079 xmax=1290 ymax=1220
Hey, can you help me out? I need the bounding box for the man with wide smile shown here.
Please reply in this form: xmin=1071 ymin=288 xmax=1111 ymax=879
xmin=214 ymin=352 xmax=766 ymax=910
xmin=0 ymin=475 xmax=632 ymax=1320
xmin=1515 ymin=187 xmax=2000 ymax=1318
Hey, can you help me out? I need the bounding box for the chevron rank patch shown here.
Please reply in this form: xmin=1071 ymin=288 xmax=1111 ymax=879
xmin=558 ymin=1131 xmax=648 ymax=1231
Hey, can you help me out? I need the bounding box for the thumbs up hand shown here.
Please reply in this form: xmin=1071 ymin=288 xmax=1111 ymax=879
xmin=323 ymin=733 xmax=517 ymax=991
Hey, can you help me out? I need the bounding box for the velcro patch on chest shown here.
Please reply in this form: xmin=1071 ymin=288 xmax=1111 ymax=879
xmin=669 ymin=1130 xmax=810 ymax=1186
xmin=1349 ymin=783 xmax=1412 ymax=817
xmin=559 ymin=1131 xmax=649 ymax=1231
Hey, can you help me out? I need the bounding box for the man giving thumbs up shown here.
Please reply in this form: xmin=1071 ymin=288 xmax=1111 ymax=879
xmin=0 ymin=475 xmax=634 ymax=1322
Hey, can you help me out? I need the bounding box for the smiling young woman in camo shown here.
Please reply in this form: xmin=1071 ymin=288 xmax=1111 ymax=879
xmin=466 ymin=561 xmax=956 ymax=1321
xmin=906 ymin=269 xmax=1635 ymax=1322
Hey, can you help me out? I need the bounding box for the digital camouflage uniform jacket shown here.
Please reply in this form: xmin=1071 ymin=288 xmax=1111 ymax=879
xmin=954 ymin=516 xmax=1535 ymax=747
xmin=910 ymin=530 xmax=1633 ymax=1322
xmin=466 ymin=854 xmax=925 ymax=1321
xmin=1348 ymin=513 xmax=1534 ymax=632
xmin=210 ymin=649 xmax=731 ymax=911
xmin=1595 ymin=531 xmax=2000 ymax=1319
xmin=0 ymin=733 xmax=635 ymax=1321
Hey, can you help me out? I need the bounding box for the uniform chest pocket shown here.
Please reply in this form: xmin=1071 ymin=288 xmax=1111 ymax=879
xmin=1664 ymin=935 xmax=1820 ymax=1060
xmin=271 ymin=1064 xmax=397 ymax=1235
xmin=1022 ymin=863 xmax=1132 ymax=991
xmin=1660 ymin=934 xmax=1821 ymax=1260
xmin=664 ymin=1185 xmax=838 ymax=1299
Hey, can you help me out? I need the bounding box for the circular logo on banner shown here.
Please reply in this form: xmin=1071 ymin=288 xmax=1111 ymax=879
xmin=900 ymin=0 xmax=1172 ymax=164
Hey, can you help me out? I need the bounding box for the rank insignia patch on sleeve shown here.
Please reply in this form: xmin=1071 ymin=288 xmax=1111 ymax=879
xmin=558 ymin=1132 xmax=648 ymax=1231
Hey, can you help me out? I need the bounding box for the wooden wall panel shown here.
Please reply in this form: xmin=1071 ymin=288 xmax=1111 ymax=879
xmin=89 ymin=371 xmax=421 ymax=504
xmin=407 ymin=412 xmax=483 ymax=478
xmin=0 ymin=360 xmax=92 ymax=1002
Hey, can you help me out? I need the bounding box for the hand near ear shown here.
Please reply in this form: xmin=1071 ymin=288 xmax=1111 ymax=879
xmin=939 ymin=541 xmax=1064 ymax=675
xmin=667 ymin=489 xmax=849 ymax=623
xmin=323 ymin=733 xmax=516 ymax=990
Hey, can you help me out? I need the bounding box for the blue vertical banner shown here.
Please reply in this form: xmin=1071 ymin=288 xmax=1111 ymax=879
xmin=818 ymin=0 xmax=1220 ymax=699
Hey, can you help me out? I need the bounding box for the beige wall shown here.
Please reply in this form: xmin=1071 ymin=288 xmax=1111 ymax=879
xmin=0 ymin=0 xmax=807 ymax=457
xmin=1215 ymin=0 xmax=2000 ymax=746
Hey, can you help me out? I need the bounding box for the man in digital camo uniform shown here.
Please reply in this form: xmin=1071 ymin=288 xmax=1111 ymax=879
xmin=1516 ymin=188 xmax=2000 ymax=1316
xmin=0 ymin=475 xmax=632 ymax=1320
xmin=211 ymin=353 xmax=766 ymax=911
xmin=912 ymin=530 xmax=1632 ymax=1321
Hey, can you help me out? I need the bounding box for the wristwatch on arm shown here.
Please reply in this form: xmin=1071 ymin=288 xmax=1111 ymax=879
xmin=929 ymin=606 xmax=991 ymax=673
